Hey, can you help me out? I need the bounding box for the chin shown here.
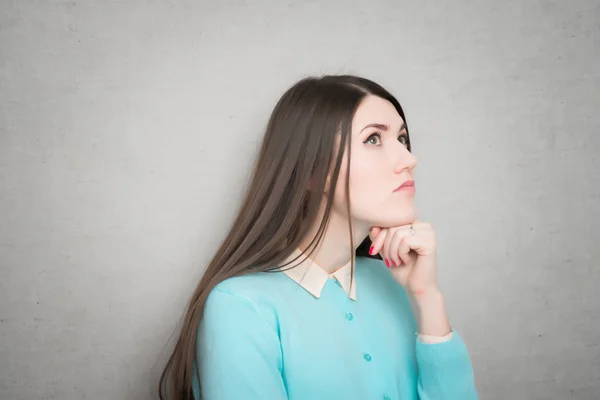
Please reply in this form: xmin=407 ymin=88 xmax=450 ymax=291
xmin=373 ymin=210 xmax=417 ymax=228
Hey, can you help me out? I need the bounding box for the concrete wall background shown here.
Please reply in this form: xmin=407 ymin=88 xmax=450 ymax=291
xmin=1 ymin=1 xmax=598 ymax=399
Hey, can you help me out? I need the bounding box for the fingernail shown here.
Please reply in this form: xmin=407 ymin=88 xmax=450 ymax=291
xmin=385 ymin=259 xmax=389 ymax=267
xmin=369 ymin=246 xmax=374 ymax=255
xmin=391 ymin=260 xmax=397 ymax=266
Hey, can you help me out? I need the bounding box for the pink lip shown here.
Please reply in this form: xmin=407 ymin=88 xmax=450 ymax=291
xmin=394 ymin=180 xmax=415 ymax=192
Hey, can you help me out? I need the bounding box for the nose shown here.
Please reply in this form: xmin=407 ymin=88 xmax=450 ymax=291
xmin=393 ymin=146 xmax=418 ymax=173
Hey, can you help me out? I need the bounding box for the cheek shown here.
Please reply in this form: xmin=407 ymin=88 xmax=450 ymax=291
xmin=340 ymin=162 xmax=387 ymax=210
xmin=351 ymin=170 xmax=382 ymax=196
xmin=348 ymin=156 xmax=385 ymax=194
xmin=342 ymin=161 xmax=416 ymax=226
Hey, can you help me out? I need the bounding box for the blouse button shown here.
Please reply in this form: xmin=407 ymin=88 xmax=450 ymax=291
xmin=345 ymin=312 xmax=354 ymax=321
xmin=363 ymin=353 xmax=372 ymax=362
xmin=383 ymin=396 xmax=391 ymax=400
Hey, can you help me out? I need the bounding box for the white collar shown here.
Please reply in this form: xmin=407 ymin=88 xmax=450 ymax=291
xmin=279 ymin=247 xmax=356 ymax=300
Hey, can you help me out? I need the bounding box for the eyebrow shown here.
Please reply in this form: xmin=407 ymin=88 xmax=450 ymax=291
xmin=360 ymin=122 xmax=407 ymax=134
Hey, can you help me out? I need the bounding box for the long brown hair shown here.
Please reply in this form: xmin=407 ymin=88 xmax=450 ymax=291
xmin=158 ymin=74 xmax=411 ymax=399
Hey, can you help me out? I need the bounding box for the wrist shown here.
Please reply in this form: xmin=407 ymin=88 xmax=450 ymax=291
xmin=413 ymin=289 xmax=451 ymax=336
xmin=412 ymin=287 xmax=444 ymax=304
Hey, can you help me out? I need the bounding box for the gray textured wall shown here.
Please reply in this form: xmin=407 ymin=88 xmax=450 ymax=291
xmin=1 ymin=1 xmax=599 ymax=399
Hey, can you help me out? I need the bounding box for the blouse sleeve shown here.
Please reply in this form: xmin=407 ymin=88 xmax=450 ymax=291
xmin=195 ymin=288 xmax=288 ymax=400
xmin=418 ymin=331 xmax=454 ymax=344
xmin=415 ymin=329 xmax=479 ymax=399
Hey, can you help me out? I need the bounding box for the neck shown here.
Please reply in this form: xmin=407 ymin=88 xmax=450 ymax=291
xmin=298 ymin=201 xmax=371 ymax=274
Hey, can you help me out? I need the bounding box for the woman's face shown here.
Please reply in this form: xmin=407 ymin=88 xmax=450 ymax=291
xmin=331 ymin=94 xmax=418 ymax=228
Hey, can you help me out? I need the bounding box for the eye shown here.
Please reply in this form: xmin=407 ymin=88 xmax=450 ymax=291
xmin=398 ymin=134 xmax=409 ymax=146
xmin=364 ymin=132 xmax=383 ymax=145
xmin=364 ymin=132 xmax=409 ymax=147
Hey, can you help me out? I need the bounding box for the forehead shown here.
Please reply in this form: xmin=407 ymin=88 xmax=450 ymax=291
xmin=352 ymin=95 xmax=405 ymax=132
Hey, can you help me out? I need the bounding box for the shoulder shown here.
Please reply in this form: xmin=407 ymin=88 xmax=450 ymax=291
xmin=203 ymin=272 xmax=286 ymax=333
xmin=210 ymin=271 xmax=286 ymax=305
xmin=196 ymin=273 xmax=286 ymax=376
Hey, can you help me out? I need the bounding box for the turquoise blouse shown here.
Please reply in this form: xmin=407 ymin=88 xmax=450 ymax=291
xmin=193 ymin=254 xmax=479 ymax=399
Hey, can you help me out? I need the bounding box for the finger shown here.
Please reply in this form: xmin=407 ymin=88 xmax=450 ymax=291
xmin=370 ymin=228 xmax=388 ymax=256
xmin=369 ymin=226 xmax=382 ymax=242
xmin=398 ymin=235 xmax=412 ymax=265
xmin=387 ymin=229 xmax=408 ymax=266
xmin=382 ymin=228 xmax=396 ymax=265
xmin=386 ymin=229 xmax=402 ymax=266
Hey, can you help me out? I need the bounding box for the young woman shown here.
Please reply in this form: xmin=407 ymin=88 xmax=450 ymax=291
xmin=158 ymin=75 xmax=479 ymax=399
